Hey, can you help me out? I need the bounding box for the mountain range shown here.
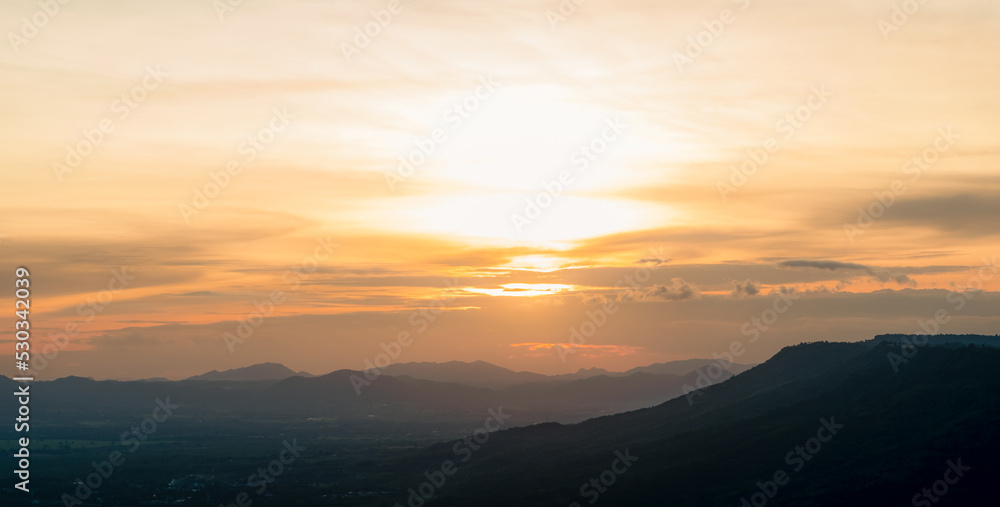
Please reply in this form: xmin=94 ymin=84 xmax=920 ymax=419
xmin=2 ymin=334 xmax=996 ymax=506
xmin=378 ymin=358 xmax=754 ymax=389
xmin=0 ymin=357 xmax=747 ymax=431
xmin=167 ymin=357 xmax=754 ymax=388
xmin=388 ymin=336 xmax=1000 ymax=506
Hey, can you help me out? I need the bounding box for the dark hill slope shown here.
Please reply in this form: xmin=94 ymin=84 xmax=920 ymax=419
xmin=395 ymin=342 xmax=1000 ymax=507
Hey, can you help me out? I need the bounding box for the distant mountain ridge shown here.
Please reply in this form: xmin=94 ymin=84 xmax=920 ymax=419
xmin=184 ymin=362 xmax=313 ymax=381
xmin=30 ymin=359 xmax=752 ymax=386
xmin=378 ymin=360 xmax=548 ymax=389
xmin=0 ymin=361 xmax=745 ymax=432
xmin=380 ymin=358 xmax=755 ymax=389
xmin=108 ymin=339 xmax=998 ymax=384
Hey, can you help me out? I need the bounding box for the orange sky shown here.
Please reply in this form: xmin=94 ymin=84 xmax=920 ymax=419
xmin=1 ymin=0 xmax=999 ymax=380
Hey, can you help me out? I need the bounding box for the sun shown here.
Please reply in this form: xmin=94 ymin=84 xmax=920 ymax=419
xmin=364 ymin=84 xmax=675 ymax=244
xmin=429 ymin=84 xmax=613 ymax=192
xmin=390 ymin=192 xmax=673 ymax=247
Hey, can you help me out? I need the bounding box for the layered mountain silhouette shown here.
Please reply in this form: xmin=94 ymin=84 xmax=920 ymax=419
xmin=387 ymin=336 xmax=1000 ymax=506
xmin=169 ymin=358 xmax=750 ymax=389
xmin=2 ymin=334 xmax=996 ymax=506
xmin=378 ymin=358 xmax=753 ymax=389
xmin=0 ymin=359 xmax=743 ymax=430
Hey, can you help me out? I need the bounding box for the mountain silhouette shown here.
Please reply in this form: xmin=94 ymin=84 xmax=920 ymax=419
xmin=183 ymin=362 xmax=313 ymax=381
xmin=389 ymin=338 xmax=1000 ymax=506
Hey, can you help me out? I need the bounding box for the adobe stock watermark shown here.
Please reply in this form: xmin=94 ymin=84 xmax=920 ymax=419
xmin=718 ymin=85 xmax=832 ymax=201
xmin=213 ymin=0 xmax=246 ymax=21
xmin=61 ymin=398 xmax=179 ymax=507
xmin=351 ymin=279 xmax=461 ymax=394
xmin=672 ymin=0 xmax=751 ymax=74
xmin=341 ymin=0 xmax=416 ymax=62
xmin=384 ymin=75 xmax=500 ymax=191
xmin=31 ymin=267 xmax=136 ymax=376
xmin=218 ymin=440 xmax=305 ymax=507
xmin=911 ymin=458 xmax=971 ymax=507
xmin=683 ymin=288 xmax=799 ymax=404
xmin=394 ymin=407 xmax=511 ymax=507
xmin=7 ymin=0 xmax=72 ymax=53
xmin=510 ymin=117 xmax=626 ymax=235
xmin=568 ymin=449 xmax=638 ymax=507
xmin=844 ymin=127 xmax=957 ymax=243
xmin=180 ymin=108 xmax=294 ymax=224
xmin=886 ymin=254 xmax=995 ymax=372
xmin=878 ymin=0 xmax=932 ymax=41
xmin=738 ymin=417 xmax=844 ymax=507
xmin=224 ymin=236 xmax=338 ymax=353
xmin=52 ymin=66 xmax=168 ymax=183
xmin=557 ymin=246 xmax=666 ymax=363
xmin=544 ymin=0 xmax=593 ymax=31
xmin=739 ymin=288 xmax=799 ymax=343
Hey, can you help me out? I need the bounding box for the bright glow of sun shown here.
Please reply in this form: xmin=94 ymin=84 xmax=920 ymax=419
xmin=504 ymin=255 xmax=574 ymax=272
xmin=463 ymin=283 xmax=575 ymax=297
xmin=431 ymin=85 xmax=612 ymax=192
xmin=369 ymin=194 xmax=674 ymax=243
xmin=356 ymin=84 xmax=680 ymax=246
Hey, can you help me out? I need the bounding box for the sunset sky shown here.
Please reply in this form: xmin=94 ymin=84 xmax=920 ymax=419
xmin=1 ymin=0 xmax=998 ymax=380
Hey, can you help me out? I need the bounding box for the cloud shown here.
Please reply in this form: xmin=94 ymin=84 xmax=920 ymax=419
xmin=872 ymin=271 xmax=916 ymax=286
xmin=637 ymin=257 xmax=672 ymax=266
xmin=638 ymin=278 xmax=699 ymax=301
xmin=732 ymin=279 xmax=761 ymax=297
xmin=174 ymin=291 xmax=225 ymax=297
xmin=578 ymin=293 xmax=608 ymax=305
xmin=778 ymin=260 xmax=869 ymax=271
xmin=882 ymin=193 xmax=1000 ymax=234
xmin=12 ymin=287 xmax=1000 ymax=380
xmin=778 ymin=260 xmax=915 ymax=287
